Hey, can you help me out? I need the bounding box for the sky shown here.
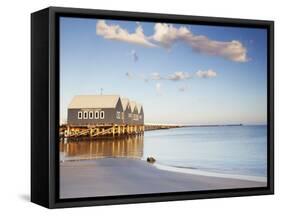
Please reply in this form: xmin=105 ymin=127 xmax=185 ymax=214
xmin=60 ymin=17 xmax=267 ymax=125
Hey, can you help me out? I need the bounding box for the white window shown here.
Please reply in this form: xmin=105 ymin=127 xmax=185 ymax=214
xmin=121 ymin=112 xmax=124 ymax=120
xmin=139 ymin=115 xmax=142 ymax=119
xmin=133 ymin=114 xmax=138 ymax=121
xmin=128 ymin=113 xmax=132 ymax=118
xmin=116 ymin=111 xmax=121 ymax=119
xmin=100 ymin=111 xmax=105 ymax=119
xmin=89 ymin=111 xmax=94 ymax=119
xmin=83 ymin=111 xmax=88 ymax=119
xmin=78 ymin=111 xmax=83 ymax=119
xmin=95 ymin=111 xmax=99 ymax=119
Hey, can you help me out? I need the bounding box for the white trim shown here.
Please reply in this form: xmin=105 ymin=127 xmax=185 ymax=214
xmin=116 ymin=111 xmax=121 ymax=119
xmin=95 ymin=111 xmax=99 ymax=119
xmin=83 ymin=111 xmax=88 ymax=119
xmin=89 ymin=111 xmax=94 ymax=119
xmin=100 ymin=111 xmax=105 ymax=119
xmin=78 ymin=111 xmax=83 ymax=119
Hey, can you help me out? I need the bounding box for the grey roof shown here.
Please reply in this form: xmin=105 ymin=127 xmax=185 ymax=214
xmin=68 ymin=95 xmax=120 ymax=109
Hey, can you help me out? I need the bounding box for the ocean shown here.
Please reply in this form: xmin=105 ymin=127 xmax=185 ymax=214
xmin=60 ymin=125 xmax=267 ymax=180
xmin=144 ymin=125 xmax=267 ymax=178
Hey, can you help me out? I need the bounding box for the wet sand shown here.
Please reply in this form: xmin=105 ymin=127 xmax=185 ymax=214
xmin=60 ymin=158 xmax=266 ymax=199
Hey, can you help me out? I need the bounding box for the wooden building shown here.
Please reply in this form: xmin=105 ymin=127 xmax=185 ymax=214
xmin=137 ymin=103 xmax=144 ymax=125
xmin=67 ymin=95 xmax=124 ymax=126
xmin=120 ymin=98 xmax=131 ymax=125
xmin=67 ymin=95 xmax=144 ymax=126
xmin=129 ymin=101 xmax=138 ymax=124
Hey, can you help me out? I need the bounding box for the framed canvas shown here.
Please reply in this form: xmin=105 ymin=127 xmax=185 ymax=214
xmin=31 ymin=6 xmax=274 ymax=208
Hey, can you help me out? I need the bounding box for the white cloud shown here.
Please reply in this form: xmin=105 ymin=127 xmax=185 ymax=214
xmin=131 ymin=50 xmax=138 ymax=62
xmin=152 ymin=23 xmax=248 ymax=62
xmin=148 ymin=71 xmax=191 ymax=81
xmin=96 ymin=21 xmax=248 ymax=62
xmin=156 ymin=83 xmax=162 ymax=94
xmin=151 ymin=72 xmax=162 ymax=80
xmin=128 ymin=69 xmax=217 ymax=82
xmin=196 ymin=69 xmax=217 ymax=78
xmin=152 ymin=23 xmax=189 ymax=48
xmin=167 ymin=71 xmax=192 ymax=81
xmin=96 ymin=20 xmax=156 ymax=47
xmin=125 ymin=71 xmax=151 ymax=81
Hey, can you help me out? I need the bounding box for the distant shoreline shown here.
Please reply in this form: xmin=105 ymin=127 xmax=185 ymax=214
xmin=183 ymin=123 xmax=243 ymax=127
xmin=144 ymin=123 xmax=243 ymax=131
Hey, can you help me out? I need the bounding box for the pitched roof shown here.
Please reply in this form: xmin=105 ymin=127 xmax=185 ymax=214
xmin=129 ymin=101 xmax=137 ymax=112
xmin=120 ymin=98 xmax=130 ymax=110
xmin=68 ymin=95 xmax=120 ymax=109
xmin=136 ymin=103 xmax=143 ymax=114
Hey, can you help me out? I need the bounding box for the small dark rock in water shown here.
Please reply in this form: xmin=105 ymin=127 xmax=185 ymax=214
xmin=147 ymin=157 xmax=156 ymax=163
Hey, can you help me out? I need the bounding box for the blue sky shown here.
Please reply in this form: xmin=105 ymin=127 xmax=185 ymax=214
xmin=60 ymin=17 xmax=267 ymax=125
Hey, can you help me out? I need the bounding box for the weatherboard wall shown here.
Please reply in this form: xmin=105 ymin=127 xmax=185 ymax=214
xmin=67 ymin=99 xmax=124 ymax=125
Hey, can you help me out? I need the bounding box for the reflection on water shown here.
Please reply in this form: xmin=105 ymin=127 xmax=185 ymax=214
xmin=60 ymin=126 xmax=267 ymax=177
xmin=60 ymin=135 xmax=144 ymax=161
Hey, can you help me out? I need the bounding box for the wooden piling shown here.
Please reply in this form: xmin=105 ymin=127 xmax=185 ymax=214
xmin=61 ymin=123 xmax=146 ymax=138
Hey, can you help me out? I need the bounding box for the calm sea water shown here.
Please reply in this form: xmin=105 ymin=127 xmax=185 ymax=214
xmin=144 ymin=125 xmax=267 ymax=177
xmin=60 ymin=125 xmax=267 ymax=178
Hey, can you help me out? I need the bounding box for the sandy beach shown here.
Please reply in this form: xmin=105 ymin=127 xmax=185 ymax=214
xmin=60 ymin=158 xmax=266 ymax=199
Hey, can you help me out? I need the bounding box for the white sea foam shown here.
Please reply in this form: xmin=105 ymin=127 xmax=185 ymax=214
xmin=154 ymin=163 xmax=267 ymax=183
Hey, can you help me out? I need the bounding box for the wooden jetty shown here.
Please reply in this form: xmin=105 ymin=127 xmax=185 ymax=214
xmin=60 ymin=124 xmax=145 ymax=138
xmin=60 ymin=123 xmax=186 ymax=138
xmin=144 ymin=124 xmax=183 ymax=131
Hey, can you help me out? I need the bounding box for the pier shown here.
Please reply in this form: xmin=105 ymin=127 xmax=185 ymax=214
xmin=60 ymin=123 xmax=186 ymax=138
xmin=144 ymin=124 xmax=184 ymax=131
xmin=60 ymin=124 xmax=145 ymax=138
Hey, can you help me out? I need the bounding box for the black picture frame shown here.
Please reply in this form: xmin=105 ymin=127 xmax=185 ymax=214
xmin=31 ymin=6 xmax=274 ymax=208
